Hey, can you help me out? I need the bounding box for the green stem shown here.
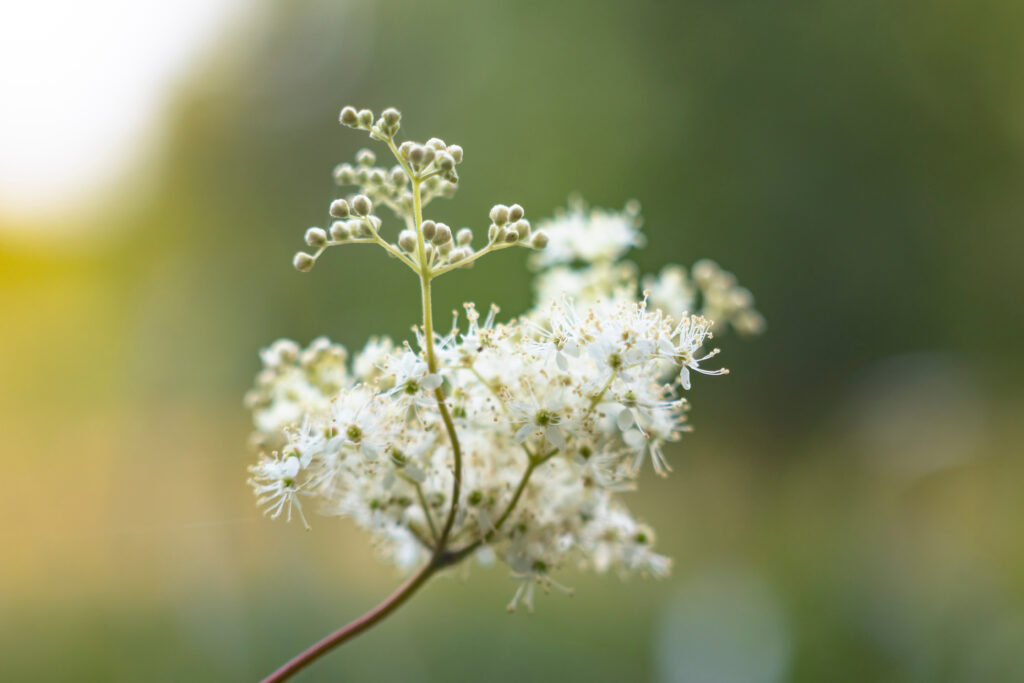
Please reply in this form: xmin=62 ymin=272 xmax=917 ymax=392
xmin=411 ymin=479 xmax=439 ymax=544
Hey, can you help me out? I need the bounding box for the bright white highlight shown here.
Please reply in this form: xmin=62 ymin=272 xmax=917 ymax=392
xmin=0 ymin=0 xmax=241 ymax=223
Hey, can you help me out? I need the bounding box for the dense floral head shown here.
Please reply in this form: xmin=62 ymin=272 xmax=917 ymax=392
xmin=246 ymin=106 xmax=763 ymax=610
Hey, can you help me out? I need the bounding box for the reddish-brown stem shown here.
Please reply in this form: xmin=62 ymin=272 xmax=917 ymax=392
xmin=261 ymin=561 xmax=438 ymax=682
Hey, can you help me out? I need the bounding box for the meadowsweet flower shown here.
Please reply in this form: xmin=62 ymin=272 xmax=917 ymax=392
xmin=670 ymin=314 xmax=728 ymax=390
xmin=531 ymin=198 xmax=644 ymax=267
xmin=249 ymin=106 xmax=763 ymax=678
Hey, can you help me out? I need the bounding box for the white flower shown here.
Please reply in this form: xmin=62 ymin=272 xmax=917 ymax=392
xmin=509 ymin=389 xmax=568 ymax=450
xmin=248 ymin=453 xmax=311 ymax=529
xmin=384 ymin=350 xmax=443 ymax=397
xmin=669 ymin=314 xmax=728 ymax=390
xmin=531 ymin=200 xmax=644 ymax=267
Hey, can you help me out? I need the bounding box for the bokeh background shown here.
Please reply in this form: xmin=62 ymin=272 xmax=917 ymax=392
xmin=3 ymin=1 xmax=1023 ymax=681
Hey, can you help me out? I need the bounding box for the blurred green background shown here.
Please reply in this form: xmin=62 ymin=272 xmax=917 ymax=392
xmin=3 ymin=0 xmax=1023 ymax=681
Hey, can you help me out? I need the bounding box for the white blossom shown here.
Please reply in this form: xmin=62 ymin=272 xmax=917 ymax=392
xmin=247 ymin=106 xmax=763 ymax=612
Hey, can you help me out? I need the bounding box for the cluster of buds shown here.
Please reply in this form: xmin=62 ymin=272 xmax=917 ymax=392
xmin=688 ymin=259 xmax=766 ymax=335
xmin=487 ymin=203 xmax=548 ymax=250
xmin=292 ymin=106 xmax=547 ymax=277
xmin=291 ymin=194 xmax=385 ymax=273
xmin=337 ymin=106 xmax=462 ymax=210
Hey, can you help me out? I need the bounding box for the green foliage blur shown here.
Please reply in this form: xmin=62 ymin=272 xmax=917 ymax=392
xmin=2 ymin=0 xmax=1023 ymax=681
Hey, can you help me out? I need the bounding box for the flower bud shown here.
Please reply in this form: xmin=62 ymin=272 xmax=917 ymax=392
xmin=730 ymin=287 xmax=755 ymax=309
xmin=420 ymin=220 xmax=437 ymax=240
xmin=305 ymin=227 xmax=328 ymax=247
xmin=398 ymin=230 xmax=417 ymax=252
xmin=352 ymin=195 xmax=373 ymax=216
xmin=382 ymin=107 xmax=401 ymax=126
xmin=489 ymin=204 xmax=510 ymax=226
xmin=269 ymin=339 xmax=300 ymax=364
xmin=354 ymin=219 xmax=372 ymax=238
xmin=437 ymin=152 xmax=455 ymax=172
xmin=293 ymin=252 xmax=315 ymax=272
xmin=357 ymin=109 xmax=374 ymax=127
xmin=368 ymin=169 xmax=386 ymax=185
xmin=408 ymin=145 xmax=426 ymax=164
xmin=356 ymin=149 xmax=376 ymax=166
xmin=692 ymin=259 xmax=718 ymax=286
xmin=329 ymin=199 xmax=350 ymax=218
xmin=488 ymin=224 xmax=498 ymax=242
xmin=420 ymin=146 xmax=436 ymax=165
xmin=399 ymin=141 xmax=414 ymax=158
xmin=504 ymin=230 xmax=519 ymax=244
xmin=426 ymin=137 xmax=446 ymax=151
xmin=449 ymin=247 xmax=468 ymax=263
xmin=456 ymin=228 xmax=473 ymax=246
xmin=508 ymin=204 xmax=524 ymax=222
xmin=389 ymin=166 xmax=407 ymax=186
xmin=333 ymin=163 xmax=355 ymax=185
xmin=329 ymin=221 xmax=350 ymax=241
xmin=339 ymin=106 xmax=358 ymax=127
xmin=512 ymin=219 xmax=531 ymax=240
xmin=447 ymin=144 xmax=463 ymax=164
xmin=531 ymin=231 xmax=549 ymax=249
xmin=432 ymin=223 xmax=452 ymax=245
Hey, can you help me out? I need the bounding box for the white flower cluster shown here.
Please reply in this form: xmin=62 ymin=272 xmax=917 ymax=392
xmin=247 ymin=107 xmax=762 ymax=611
xmin=530 ymin=197 xmax=765 ymax=336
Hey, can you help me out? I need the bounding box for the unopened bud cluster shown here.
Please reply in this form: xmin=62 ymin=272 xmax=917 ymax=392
xmin=290 ymin=106 xmax=544 ymax=276
xmin=249 ymin=107 xmax=763 ymax=613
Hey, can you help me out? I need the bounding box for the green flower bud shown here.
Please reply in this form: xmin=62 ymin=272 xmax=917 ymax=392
xmin=339 ymin=106 xmax=358 ymax=127
xmin=356 ymin=149 xmax=376 ymax=166
xmin=293 ymin=252 xmax=315 ymax=272
xmin=389 ymin=166 xmax=407 ymax=186
xmin=305 ymin=227 xmax=328 ymax=247
xmin=382 ymin=107 xmax=401 ymax=126
xmin=330 ymin=199 xmax=350 ymax=218
xmin=432 ymin=223 xmax=452 ymax=245
xmin=329 ymin=221 xmax=350 ymax=241
xmin=456 ymin=228 xmax=473 ymax=246
xmin=531 ymin=231 xmax=549 ymax=249
xmin=489 ymin=204 xmax=509 ymax=226
xmin=447 ymin=144 xmax=463 ymax=164
xmin=398 ymin=230 xmax=417 ymax=252
xmin=352 ymin=195 xmax=372 ymax=216
xmin=357 ymin=109 xmax=374 ymax=127
xmin=508 ymin=204 xmax=524 ymax=222
xmin=420 ymin=220 xmax=437 ymax=240
xmin=351 ymin=218 xmax=371 ymax=237
xmin=512 ymin=219 xmax=531 ymax=240
xmin=333 ymin=163 xmax=355 ymax=185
